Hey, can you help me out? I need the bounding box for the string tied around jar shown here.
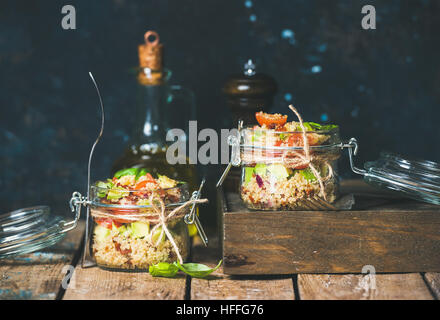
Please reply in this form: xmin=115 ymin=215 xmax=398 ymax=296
xmin=286 ymin=105 xmax=333 ymax=200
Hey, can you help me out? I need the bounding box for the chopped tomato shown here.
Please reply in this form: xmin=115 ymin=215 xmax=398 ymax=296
xmin=135 ymin=180 xmax=149 ymax=189
xmin=293 ymin=163 xmax=309 ymax=170
xmin=95 ymin=218 xmax=120 ymax=229
xmin=255 ymin=112 xmax=288 ymax=128
xmin=134 ymin=173 xmax=157 ymax=191
xmin=285 ymin=133 xmax=320 ymax=147
xmin=109 ymin=208 xmax=136 ymax=224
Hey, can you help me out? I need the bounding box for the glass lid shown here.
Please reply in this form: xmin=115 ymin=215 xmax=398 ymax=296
xmin=347 ymin=138 xmax=440 ymax=205
xmin=0 ymin=206 xmax=70 ymax=258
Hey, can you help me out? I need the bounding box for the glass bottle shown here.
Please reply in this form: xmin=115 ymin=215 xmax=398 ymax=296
xmin=112 ymin=31 xmax=198 ymax=190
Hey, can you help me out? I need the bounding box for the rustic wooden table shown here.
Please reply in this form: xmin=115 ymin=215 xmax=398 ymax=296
xmin=1 ymin=194 xmax=439 ymax=300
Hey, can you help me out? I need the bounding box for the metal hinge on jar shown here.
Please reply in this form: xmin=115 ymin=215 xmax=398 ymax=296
xmin=216 ymin=120 xmax=243 ymax=188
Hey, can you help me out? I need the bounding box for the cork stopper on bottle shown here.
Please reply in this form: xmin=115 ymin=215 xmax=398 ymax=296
xmin=137 ymin=31 xmax=164 ymax=85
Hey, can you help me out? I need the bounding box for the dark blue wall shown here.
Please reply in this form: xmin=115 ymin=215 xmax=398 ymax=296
xmin=1 ymin=0 xmax=439 ymax=224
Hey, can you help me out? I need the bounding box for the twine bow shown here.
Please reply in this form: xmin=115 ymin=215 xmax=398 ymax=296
xmin=287 ymin=105 xmax=331 ymax=200
xmin=148 ymin=194 xmax=207 ymax=264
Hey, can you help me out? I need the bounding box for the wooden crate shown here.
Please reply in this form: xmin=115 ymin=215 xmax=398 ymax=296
xmin=218 ymin=179 xmax=440 ymax=275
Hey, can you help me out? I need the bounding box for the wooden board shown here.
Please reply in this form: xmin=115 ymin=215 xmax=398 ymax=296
xmin=63 ymin=267 xmax=187 ymax=300
xmin=190 ymin=239 xmax=295 ymax=300
xmin=424 ymin=273 xmax=440 ymax=299
xmin=0 ymin=221 xmax=84 ymax=300
xmin=298 ymin=273 xmax=434 ymax=300
xmin=220 ymin=180 xmax=440 ymax=275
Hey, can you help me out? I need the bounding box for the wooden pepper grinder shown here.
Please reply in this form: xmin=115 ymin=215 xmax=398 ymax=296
xmin=223 ymin=59 xmax=277 ymax=125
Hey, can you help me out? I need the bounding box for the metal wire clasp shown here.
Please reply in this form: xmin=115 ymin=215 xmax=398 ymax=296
xmin=184 ymin=179 xmax=208 ymax=246
xmin=63 ymin=191 xmax=89 ymax=233
xmin=342 ymin=138 xmax=367 ymax=176
xmin=216 ymin=120 xmax=243 ymax=188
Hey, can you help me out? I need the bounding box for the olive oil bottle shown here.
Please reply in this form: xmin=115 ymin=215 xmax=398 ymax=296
xmin=112 ymin=31 xmax=198 ymax=191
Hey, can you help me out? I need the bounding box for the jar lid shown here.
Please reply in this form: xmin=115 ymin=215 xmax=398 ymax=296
xmin=363 ymin=152 xmax=440 ymax=205
xmin=347 ymin=139 xmax=440 ymax=206
xmin=0 ymin=206 xmax=69 ymax=258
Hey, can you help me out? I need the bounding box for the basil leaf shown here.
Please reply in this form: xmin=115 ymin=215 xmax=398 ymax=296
xmin=302 ymin=122 xmax=322 ymax=131
xmin=114 ymin=168 xmax=139 ymax=179
xmin=149 ymin=262 xmax=179 ymax=278
xmin=320 ymin=124 xmax=338 ymax=131
xmin=175 ymin=260 xmax=222 ymax=278
xmin=135 ymin=168 xmax=149 ymax=180
xmin=300 ymin=168 xmax=316 ymax=181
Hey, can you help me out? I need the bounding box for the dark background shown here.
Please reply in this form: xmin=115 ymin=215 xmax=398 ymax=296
xmin=1 ymin=0 xmax=439 ymax=228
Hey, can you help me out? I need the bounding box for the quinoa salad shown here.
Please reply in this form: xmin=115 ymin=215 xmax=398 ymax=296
xmin=90 ymin=168 xmax=189 ymax=270
xmin=240 ymin=110 xmax=340 ymax=210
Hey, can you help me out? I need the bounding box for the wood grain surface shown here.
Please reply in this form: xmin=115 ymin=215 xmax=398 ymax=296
xmin=424 ymin=273 xmax=440 ymax=299
xmin=298 ymin=273 xmax=434 ymax=300
xmin=63 ymin=267 xmax=187 ymax=300
xmin=0 ymin=221 xmax=84 ymax=300
xmin=190 ymin=240 xmax=295 ymax=300
xmin=221 ymin=180 xmax=440 ymax=275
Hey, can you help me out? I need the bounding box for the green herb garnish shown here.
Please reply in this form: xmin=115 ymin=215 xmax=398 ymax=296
xmin=113 ymin=167 xmax=139 ymax=179
xmin=149 ymin=262 xmax=179 ymax=278
xmin=135 ymin=168 xmax=149 ymax=180
xmin=300 ymin=168 xmax=317 ymax=181
xmin=300 ymin=122 xmax=338 ymax=132
xmin=149 ymin=260 xmax=223 ymax=278
xmin=175 ymin=260 xmax=222 ymax=278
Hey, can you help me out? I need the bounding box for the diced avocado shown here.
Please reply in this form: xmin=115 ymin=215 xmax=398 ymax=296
xmin=300 ymin=168 xmax=317 ymax=181
xmin=131 ymin=222 xmax=150 ymax=239
xmin=152 ymin=227 xmax=165 ymax=244
xmin=244 ymin=167 xmax=255 ymax=184
xmin=96 ymin=181 xmax=112 ymax=198
xmin=137 ymin=198 xmax=151 ymax=206
xmin=251 ymin=130 xmax=263 ymax=142
xmin=94 ymin=225 xmax=111 ymax=242
xmin=267 ymin=164 xmax=290 ymax=180
xmin=254 ymin=163 xmax=267 ymax=176
xmin=107 ymin=187 xmax=128 ymax=201
xmin=112 ymin=223 xmax=131 ymax=236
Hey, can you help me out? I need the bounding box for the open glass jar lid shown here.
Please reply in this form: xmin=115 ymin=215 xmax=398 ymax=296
xmin=0 ymin=205 xmax=79 ymax=258
xmin=348 ymin=145 xmax=440 ymax=205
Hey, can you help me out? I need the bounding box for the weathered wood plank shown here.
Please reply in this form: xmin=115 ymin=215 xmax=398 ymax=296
xmin=0 ymin=221 xmax=85 ymax=300
xmin=298 ymin=273 xmax=434 ymax=300
xmin=424 ymin=273 xmax=440 ymax=299
xmin=190 ymin=240 xmax=295 ymax=300
xmin=221 ymin=180 xmax=440 ymax=274
xmin=63 ymin=266 xmax=186 ymax=300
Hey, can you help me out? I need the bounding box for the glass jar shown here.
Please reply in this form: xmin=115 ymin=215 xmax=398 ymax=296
xmin=88 ymin=182 xmax=191 ymax=271
xmin=237 ymin=126 xmax=342 ymax=210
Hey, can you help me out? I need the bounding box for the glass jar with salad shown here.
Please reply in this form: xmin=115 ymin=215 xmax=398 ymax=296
xmin=88 ymin=167 xmax=192 ymax=270
xmin=231 ymin=108 xmax=342 ymax=210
